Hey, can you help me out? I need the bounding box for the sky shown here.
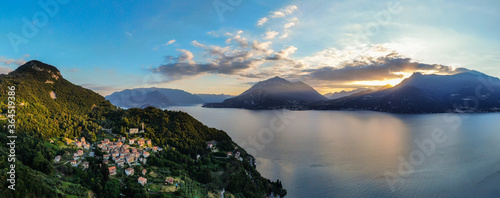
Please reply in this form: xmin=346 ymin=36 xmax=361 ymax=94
xmin=1 ymin=0 xmax=499 ymax=96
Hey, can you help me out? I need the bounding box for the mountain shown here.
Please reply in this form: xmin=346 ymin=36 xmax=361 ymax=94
xmin=324 ymin=88 xmax=372 ymax=99
xmin=195 ymin=93 xmax=234 ymax=103
xmin=313 ymin=71 xmax=500 ymax=113
xmin=204 ymin=76 xmax=327 ymax=110
xmin=106 ymin=87 xmax=204 ymax=108
xmin=0 ymin=60 xmax=286 ymax=197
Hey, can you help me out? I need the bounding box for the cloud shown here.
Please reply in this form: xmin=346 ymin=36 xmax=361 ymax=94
xmin=270 ymin=11 xmax=286 ymax=18
xmin=0 ymin=66 xmax=12 ymax=74
xmin=163 ymin=39 xmax=176 ymax=46
xmin=80 ymin=84 xmax=119 ymax=96
xmin=283 ymin=5 xmax=298 ymax=15
xmin=152 ymin=40 xmax=302 ymax=81
xmin=269 ymin=5 xmax=298 ymax=18
xmin=302 ymin=53 xmax=468 ymax=82
xmin=125 ymin=32 xmax=133 ymax=37
xmin=251 ymin=41 xmax=274 ymax=56
xmin=257 ymin=17 xmax=268 ymax=26
xmin=0 ymin=56 xmax=28 ymax=66
xmin=226 ymin=35 xmax=249 ymax=48
xmin=262 ymin=30 xmax=279 ymax=40
xmin=267 ymin=46 xmax=297 ymax=60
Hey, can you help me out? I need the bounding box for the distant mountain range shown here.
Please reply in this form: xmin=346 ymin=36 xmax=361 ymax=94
xmin=323 ymin=88 xmax=372 ymax=99
xmin=203 ymin=76 xmax=328 ymax=110
xmin=204 ymin=72 xmax=500 ymax=113
xmin=106 ymin=88 xmax=233 ymax=108
xmin=313 ymin=71 xmax=500 ymax=113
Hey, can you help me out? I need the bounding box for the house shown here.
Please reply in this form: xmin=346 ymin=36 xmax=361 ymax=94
xmin=235 ymin=151 xmax=241 ymax=159
xmin=71 ymin=160 xmax=77 ymax=167
xmin=126 ymin=156 xmax=135 ymax=163
xmin=142 ymin=169 xmax=147 ymax=175
xmin=121 ymin=137 xmax=126 ymax=142
xmin=81 ymin=137 xmax=85 ymax=144
xmin=116 ymin=160 xmax=125 ymax=167
xmin=137 ymin=139 xmax=145 ymax=146
xmin=82 ymin=162 xmax=89 ymax=169
xmin=83 ymin=144 xmax=90 ymax=150
xmin=146 ymin=140 xmax=152 ymax=147
xmin=75 ymin=141 xmax=82 ymax=148
xmin=129 ymin=128 xmax=139 ymax=134
xmin=77 ymin=150 xmax=84 ymax=156
xmin=138 ymin=177 xmax=147 ymax=185
xmin=227 ymin=152 xmax=232 ymax=156
xmin=89 ymin=151 xmax=95 ymax=157
xmin=103 ymin=154 xmax=110 ymax=160
xmin=103 ymin=159 xmax=109 ymax=164
xmin=54 ymin=155 xmax=61 ymax=163
xmin=165 ymin=178 xmax=174 ymax=185
xmin=129 ymin=139 xmax=135 ymax=144
xmin=108 ymin=166 xmax=117 ymax=175
xmin=125 ymin=168 xmax=134 ymax=176
xmin=143 ymin=152 xmax=150 ymax=158
xmin=152 ymin=146 xmax=158 ymax=152
xmin=139 ymin=157 xmax=147 ymax=164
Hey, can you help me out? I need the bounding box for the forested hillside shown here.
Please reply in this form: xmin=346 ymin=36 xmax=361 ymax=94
xmin=0 ymin=60 xmax=286 ymax=197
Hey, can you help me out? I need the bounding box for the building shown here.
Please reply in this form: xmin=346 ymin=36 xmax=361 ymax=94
xmin=146 ymin=140 xmax=152 ymax=147
xmin=121 ymin=137 xmax=126 ymax=142
xmin=138 ymin=177 xmax=147 ymax=185
xmin=143 ymin=152 xmax=150 ymax=158
xmin=142 ymin=169 xmax=147 ymax=175
xmin=103 ymin=154 xmax=110 ymax=160
xmin=75 ymin=141 xmax=82 ymax=148
xmin=152 ymin=146 xmax=158 ymax=152
xmin=77 ymin=150 xmax=84 ymax=156
xmin=83 ymin=144 xmax=90 ymax=150
xmin=129 ymin=128 xmax=139 ymax=134
xmin=125 ymin=168 xmax=134 ymax=176
xmin=108 ymin=166 xmax=117 ymax=175
xmin=227 ymin=152 xmax=233 ymax=156
xmin=81 ymin=137 xmax=85 ymax=144
xmin=137 ymin=139 xmax=145 ymax=147
xmin=54 ymin=155 xmax=61 ymax=163
xmin=71 ymin=160 xmax=77 ymax=167
xmin=165 ymin=178 xmax=174 ymax=185
xmin=82 ymin=162 xmax=89 ymax=169
xmin=116 ymin=160 xmax=125 ymax=167
xmin=129 ymin=139 xmax=135 ymax=144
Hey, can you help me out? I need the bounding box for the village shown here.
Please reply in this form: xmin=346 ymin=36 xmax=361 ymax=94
xmin=50 ymin=124 xmax=245 ymax=195
xmin=51 ymin=125 xmax=172 ymax=188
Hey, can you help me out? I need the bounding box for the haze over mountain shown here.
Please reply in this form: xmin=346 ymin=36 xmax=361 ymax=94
xmin=204 ymin=76 xmax=327 ymax=109
xmin=324 ymin=88 xmax=372 ymax=99
xmin=106 ymin=87 xmax=204 ymax=108
xmin=195 ymin=93 xmax=233 ymax=103
xmin=314 ymin=71 xmax=500 ymax=113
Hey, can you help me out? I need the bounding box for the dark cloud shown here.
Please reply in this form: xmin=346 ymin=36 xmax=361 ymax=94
xmin=151 ymin=43 xmax=298 ymax=81
xmin=303 ymin=53 xmax=469 ymax=82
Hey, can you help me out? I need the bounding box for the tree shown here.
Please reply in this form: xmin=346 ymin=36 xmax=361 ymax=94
xmin=104 ymin=179 xmax=121 ymax=198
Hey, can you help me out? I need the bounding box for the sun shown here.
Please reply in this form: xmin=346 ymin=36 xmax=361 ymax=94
xmin=348 ymin=72 xmax=414 ymax=87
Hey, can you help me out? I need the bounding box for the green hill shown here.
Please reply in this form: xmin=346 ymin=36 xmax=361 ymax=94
xmin=0 ymin=60 xmax=286 ymax=197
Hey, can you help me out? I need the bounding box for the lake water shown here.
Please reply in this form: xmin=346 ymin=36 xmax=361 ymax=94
xmin=168 ymin=105 xmax=500 ymax=198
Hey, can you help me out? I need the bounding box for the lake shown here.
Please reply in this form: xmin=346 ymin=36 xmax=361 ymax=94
xmin=168 ymin=105 xmax=500 ymax=198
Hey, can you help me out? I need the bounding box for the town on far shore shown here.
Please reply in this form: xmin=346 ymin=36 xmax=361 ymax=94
xmin=49 ymin=123 xmax=246 ymax=194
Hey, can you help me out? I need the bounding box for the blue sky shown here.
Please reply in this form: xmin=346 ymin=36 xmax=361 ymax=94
xmin=1 ymin=0 xmax=499 ymax=95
